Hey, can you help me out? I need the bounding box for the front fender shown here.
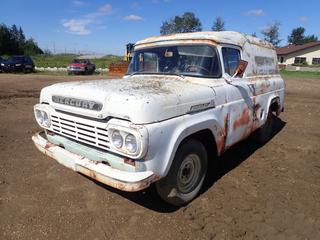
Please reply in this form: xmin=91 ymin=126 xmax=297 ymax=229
xmin=144 ymin=107 xmax=227 ymax=178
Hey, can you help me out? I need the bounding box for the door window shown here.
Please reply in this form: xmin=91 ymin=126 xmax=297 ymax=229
xmin=222 ymin=47 xmax=241 ymax=76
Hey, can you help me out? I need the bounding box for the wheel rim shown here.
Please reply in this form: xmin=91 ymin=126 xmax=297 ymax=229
xmin=177 ymin=154 xmax=201 ymax=194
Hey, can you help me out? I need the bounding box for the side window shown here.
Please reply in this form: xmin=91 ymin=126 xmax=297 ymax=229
xmin=222 ymin=47 xmax=241 ymax=76
xmin=138 ymin=52 xmax=158 ymax=72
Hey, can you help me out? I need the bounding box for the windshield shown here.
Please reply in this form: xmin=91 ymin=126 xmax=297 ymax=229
xmin=72 ymin=59 xmax=87 ymax=64
xmin=127 ymin=45 xmax=221 ymax=77
xmin=9 ymin=56 xmax=25 ymax=62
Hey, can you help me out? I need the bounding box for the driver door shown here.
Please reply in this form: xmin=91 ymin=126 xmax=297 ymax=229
xmin=222 ymin=47 xmax=254 ymax=147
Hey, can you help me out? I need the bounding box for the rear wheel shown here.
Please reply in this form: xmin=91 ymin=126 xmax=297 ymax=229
xmin=156 ymin=139 xmax=207 ymax=206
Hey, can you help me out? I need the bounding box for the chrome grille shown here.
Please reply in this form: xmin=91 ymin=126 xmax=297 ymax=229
xmin=50 ymin=113 xmax=110 ymax=150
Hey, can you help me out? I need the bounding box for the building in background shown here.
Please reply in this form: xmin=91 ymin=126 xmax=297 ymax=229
xmin=276 ymin=41 xmax=320 ymax=65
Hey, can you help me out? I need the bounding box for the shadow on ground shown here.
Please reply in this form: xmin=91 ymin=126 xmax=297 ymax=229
xmin=88 ymin=116 xmax=286 ymax=213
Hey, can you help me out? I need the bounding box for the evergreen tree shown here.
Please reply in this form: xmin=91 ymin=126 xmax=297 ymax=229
xmin=212 ymin=17 xmax=225 ymax=31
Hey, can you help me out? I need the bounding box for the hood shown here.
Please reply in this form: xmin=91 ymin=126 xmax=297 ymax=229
xmin=40 ymin=75 xmax=216 ymax=124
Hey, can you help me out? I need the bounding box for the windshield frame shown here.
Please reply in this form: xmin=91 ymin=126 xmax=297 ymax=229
xmin=126 ymin=43 xmax=222 ymax=79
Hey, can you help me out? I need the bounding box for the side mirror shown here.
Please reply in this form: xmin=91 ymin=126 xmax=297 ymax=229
xmin=232 ymin=60 xmax=248 ymax=78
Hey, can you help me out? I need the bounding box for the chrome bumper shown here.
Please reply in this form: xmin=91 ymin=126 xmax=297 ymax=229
xmin=32 ymin=132 xmax=157 ymax=192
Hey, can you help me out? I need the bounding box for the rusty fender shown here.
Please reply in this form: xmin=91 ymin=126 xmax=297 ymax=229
xmin=32 ymin=132 xmax=159 ymax=192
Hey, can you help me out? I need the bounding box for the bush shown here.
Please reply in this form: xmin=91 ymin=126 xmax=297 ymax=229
xmin=31 ymin=54 xmax=123 ymax=68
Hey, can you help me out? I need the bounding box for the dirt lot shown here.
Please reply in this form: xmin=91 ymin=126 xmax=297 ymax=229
xmin=0 ymin=73 xmax=319 ymax=240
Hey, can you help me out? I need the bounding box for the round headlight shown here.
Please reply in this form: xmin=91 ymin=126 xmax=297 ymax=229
xmin=35 ymin=109 xmax=44 ymax=125
xmin=125 ymin=134 xmax=137 ymax=153
xmin=111 ymin=130 xmax=123 ymax=148
xmin=34 ymin=109 xmax=51 ymax=128
xmin=42 ymin=111 xmax=50 ymax=127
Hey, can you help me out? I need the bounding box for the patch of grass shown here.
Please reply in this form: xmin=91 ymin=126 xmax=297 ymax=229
xmin=280 ymin=70 xmax=320 ymax=79
xmin=31 ymin=54 xmax=123 ymax=68
xmin=31 ymin=71 xmax=109 ymax=76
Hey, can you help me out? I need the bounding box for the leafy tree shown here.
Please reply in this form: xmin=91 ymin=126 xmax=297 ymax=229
xmin=24 ymin=38 xmax=43 ymax=55
xmin=0 ymin=24 xmax=12 ymax=54
xmin=212 ymin=17 xmax=225 ymax=31
xmin=160 ymin=12 xmax=202 ymax=35
xmin=18 ymin=27 xmax=26 ymax=52
xmin=303 ymin=34 xmax=318 ymax=43
xmin=288 ymin=27 xmax=318 ymax=45
xmin=0 ymin=23 xmax=43 ymax=55
xmin=261 ymin=21 xmax=281 ymax=47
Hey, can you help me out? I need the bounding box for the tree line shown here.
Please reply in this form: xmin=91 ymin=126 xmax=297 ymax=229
xmin=160 ymin=12 xmax=318 ymax=48
xmin=0 ymin=23 xmax=43 ymax=56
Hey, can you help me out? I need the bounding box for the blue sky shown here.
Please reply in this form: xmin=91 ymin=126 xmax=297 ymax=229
xmin=1 ymin=0 xmax=319 ymax=55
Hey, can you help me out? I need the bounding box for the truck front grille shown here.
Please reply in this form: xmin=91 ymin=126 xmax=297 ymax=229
xmin=49 ymin=113 xmax=110 ymax=150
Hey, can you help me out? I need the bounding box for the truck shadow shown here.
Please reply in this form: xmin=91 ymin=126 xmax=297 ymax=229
xmin=90 ymin=116 xmax=286 ymax=213
xmin=201 ymin=115 xmax=286 ymax=196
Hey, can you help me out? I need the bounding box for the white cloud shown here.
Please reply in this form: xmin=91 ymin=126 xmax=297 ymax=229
xmin=98 ymin=4 xmax=112 ymax=14
xmin=299 ymin=16 xmax=308 ymax=22
xmin=123 ymin=15 xmax=143 ymax=21
xmin=62 ymin=18 xmax=93 ymax=35
xmin=85 ymin=4 xmax=112 ymax=18
xmin=246 ymin=9 xmax=265 ymax=17
xmin=72 ymin=0 xmax=85 ymax=6
xmin=62 ymin=3 xmax=112 ymax=35
xmin=131 ymin=2 xmax=141 ymax=9
xmin=152 ymin=0 xmax=171 ymax=3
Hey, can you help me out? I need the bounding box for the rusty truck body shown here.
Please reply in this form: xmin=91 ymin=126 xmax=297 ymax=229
xmin=32 ymin=31 xmax=285 ymax=206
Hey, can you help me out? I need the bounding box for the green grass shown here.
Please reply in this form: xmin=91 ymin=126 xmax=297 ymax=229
xmin=31 ymin=54 xmax=123 ymax=68
xmin=32 ymin=71 xmax=109 ymax=76
xmin=280 ymin=70 xmax=320 ymax=79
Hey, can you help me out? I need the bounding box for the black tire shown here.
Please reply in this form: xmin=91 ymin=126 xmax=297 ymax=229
xmin=156 ymin=139 xmax=208 ymax=206
xmin=253 ymin=109 xmax=274 ymax=143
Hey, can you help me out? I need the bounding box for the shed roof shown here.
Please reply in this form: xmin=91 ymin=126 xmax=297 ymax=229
xmin=276 ymin=41 xmax=320 ymax=55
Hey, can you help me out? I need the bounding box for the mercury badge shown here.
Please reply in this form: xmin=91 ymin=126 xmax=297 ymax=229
xmin=52 ymin=96 xmax=102 ymax=111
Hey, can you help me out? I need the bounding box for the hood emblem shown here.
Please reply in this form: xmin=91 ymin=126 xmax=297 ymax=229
xmin=52 ymin=96 xmax=102 ymax=111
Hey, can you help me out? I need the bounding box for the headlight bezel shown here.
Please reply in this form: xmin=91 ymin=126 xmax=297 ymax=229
xmin=107 ymin=122 xmax=147 ymax=158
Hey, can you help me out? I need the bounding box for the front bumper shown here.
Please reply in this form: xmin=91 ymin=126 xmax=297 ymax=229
xmin=67 ymin=68 xmax=86 ymax=73
xmin=32 ymin=131 xmax=158 ymax=192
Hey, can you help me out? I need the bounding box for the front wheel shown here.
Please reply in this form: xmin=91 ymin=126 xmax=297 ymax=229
xmin=156 ymin=139 xmax=207 ymax=206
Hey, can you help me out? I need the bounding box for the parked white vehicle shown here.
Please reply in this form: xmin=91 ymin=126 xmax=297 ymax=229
xmin=32 ymin=31 xmax=285 ymax=206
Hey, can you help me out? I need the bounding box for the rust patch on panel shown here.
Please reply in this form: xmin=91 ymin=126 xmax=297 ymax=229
xmin=124 ymin=158 xmax=136 ymax=167
xmin=78 ymin=165 xmax=159 ymax=192
xmin=135 ymin=39 xmax=218 ymax=50
xmin=216 ymin=114 xmax=229 ymax=155
xmin=233 ymin=108 xmax=250 ymax=131
xmin=44 ymin=141 xmax=55 ymax=149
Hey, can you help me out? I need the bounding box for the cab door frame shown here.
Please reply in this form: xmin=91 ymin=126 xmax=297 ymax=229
xmin=218 ymin=44 xmax=255 ymax=147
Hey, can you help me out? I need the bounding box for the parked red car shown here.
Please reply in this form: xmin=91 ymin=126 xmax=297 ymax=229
xmin=67 ymin=59 xmax=95 ymax=75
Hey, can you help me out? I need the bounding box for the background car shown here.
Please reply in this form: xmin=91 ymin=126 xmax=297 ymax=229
xmin=67 ymin=59 xmax=96 ymax=75
xmin=0 ymin=55 xmax=35 ymax=73
xmin=0 ymin=56 xmax=5 ymax=73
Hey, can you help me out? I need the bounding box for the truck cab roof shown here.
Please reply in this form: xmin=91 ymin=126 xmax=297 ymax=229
xmin=135 ymin=31 xmax=275 ymax=50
